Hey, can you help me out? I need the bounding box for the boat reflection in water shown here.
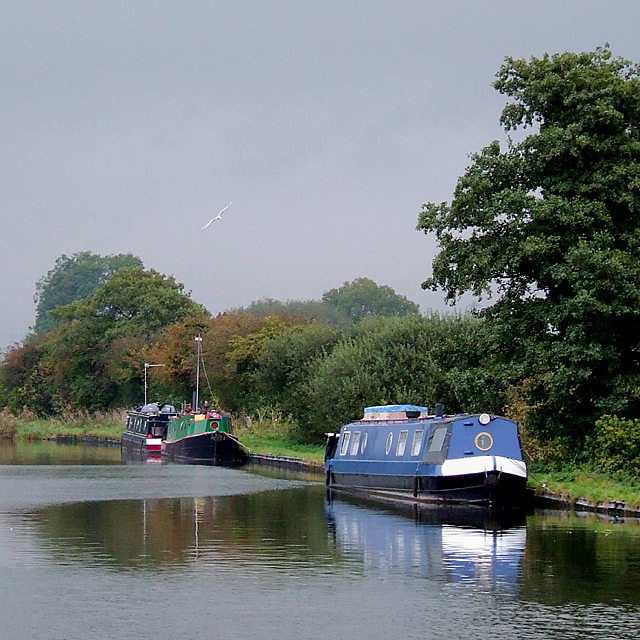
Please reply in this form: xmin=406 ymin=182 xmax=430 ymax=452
xmin=121 ymin=445 xmax=163 ymax=465
xmin=325 ymin=491 xmax=527 ymax=589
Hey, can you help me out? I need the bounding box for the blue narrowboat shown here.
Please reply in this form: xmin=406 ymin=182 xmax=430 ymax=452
xmin=324 ymin=404 xmax=528 ymax=507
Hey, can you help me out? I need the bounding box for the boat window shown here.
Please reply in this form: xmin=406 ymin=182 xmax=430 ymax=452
xmin=411 ymin=430 xmax=424 ymax=456
xmin=350 ymin=431 xmax=361 ymax=455
xmin=429 ymin=427 xmax=447 ymax=453
xmin=396 ymin=430 xmax=408 ymax=456
xmin=385 ymin=432 xmax=393 ymax=455
xmin=423 ymin=424 xmax=452 ymax=465
xmin=361 ymin=431 xmax=368 ymax=454
xmin=340 ymin=431 xmax=351 ymax=456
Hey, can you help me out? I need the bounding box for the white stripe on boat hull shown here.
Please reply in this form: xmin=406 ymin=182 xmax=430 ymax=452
xmin=441 ymin=456 xmax=527 ymax=478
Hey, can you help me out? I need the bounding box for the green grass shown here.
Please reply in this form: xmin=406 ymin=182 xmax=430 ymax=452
xmin=238 ymin=432 xmax=325 ymax=465
xmin=527 ymin=465 xmax=640 ymax=510
xmin=233 ymin=408 xmax=325 ymax=465
xmin=9 ymin=409 xmax=125 ymax=441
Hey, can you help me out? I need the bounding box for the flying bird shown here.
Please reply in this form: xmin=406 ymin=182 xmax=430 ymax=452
xmin=202 ymin=202 xmax=232 ymax=229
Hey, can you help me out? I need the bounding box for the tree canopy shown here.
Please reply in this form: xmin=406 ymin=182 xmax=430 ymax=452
xmin=321 ymin=277 xmax=421 ymax=323
xmin=417 ymin=46 xmax=640 ymax=443
xmin=1 ymin=267 xmax=206 ymax=412
xmin=33 ymin=251 xmax=143 ymax=333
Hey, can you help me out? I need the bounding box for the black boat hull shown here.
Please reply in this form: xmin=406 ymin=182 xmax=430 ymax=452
xmin=121 ymin=430 xmax=146 ymax=453
xmin=162 ymin=431 xmax=247 ymax=466
xmin=326 ymin=470 xmax=528 ymax=507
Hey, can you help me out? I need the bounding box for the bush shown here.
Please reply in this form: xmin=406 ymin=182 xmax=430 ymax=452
xmin=586 ymin=415 xmax=640 ymax=475
xmin=0 ymin=408 xmax=17 ymax=439
xmin=299 ymin=313 xmax=510 ymax=442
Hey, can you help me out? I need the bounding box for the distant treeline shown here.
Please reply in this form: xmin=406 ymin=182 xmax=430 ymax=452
xmin=0 ymin=280 xmax=508 ymax=442
xmin=3 ymin=258 xmax=453 ymax=440
xmin=1 ymin=258 xmax=639 ymax=472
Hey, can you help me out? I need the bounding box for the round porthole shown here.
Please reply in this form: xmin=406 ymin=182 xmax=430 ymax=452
xmin=475 ymin=432 xmax=493 ymax=451
xmin=385 ymin=432 xmax=393 ymax=455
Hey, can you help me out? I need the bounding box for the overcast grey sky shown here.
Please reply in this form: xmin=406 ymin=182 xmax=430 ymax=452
xmin=2 ymin=1 xmax=640 ymax=349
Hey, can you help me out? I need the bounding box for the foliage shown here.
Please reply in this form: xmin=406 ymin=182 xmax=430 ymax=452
xmin=585 ymin=415 xmax=640 ymax=475
xmin=146 ymin=314 xmax=212 ymax=403
xmin=197 ymin=312 xmax=273 ymax=410
xmin=52 ymin=266 xmax=204 ymax=334
xmin=33 ymin=252 xmax=143 ymax=333
xmin=225 ymin=320 xmax=341 ymax=419
xmin=322 ymin=277 xmax=421 ymax=323
xmin=0 ymin=334 xmax=57 ymax=414
xmin=417 ymin=46 xmax=640 ymax=446
xmin=233 ymin=297 xmax=349 ymax=326
xmin=1 ymin=267 xmax=204 ymax=414
xmin=0 ymin=408 xmax=17 ymax=439
xmin=300 ymin=314 xmax=508 ymax=441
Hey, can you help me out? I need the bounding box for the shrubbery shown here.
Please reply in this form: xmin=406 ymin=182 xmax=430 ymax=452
xmin=586 ymin=415 xmax=640 ymax=475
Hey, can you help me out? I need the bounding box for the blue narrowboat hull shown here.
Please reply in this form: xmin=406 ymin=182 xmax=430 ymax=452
xmin=324 ymin=406 xmax=528 ymax=507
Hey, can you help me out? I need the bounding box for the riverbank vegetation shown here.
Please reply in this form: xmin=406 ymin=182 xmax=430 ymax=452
xmin=1 ymin=46 xmax=640 ymax=499
xmin=2 ymin=408 xmax=125 ymax=441
xmin=528 ymin=464 xmax=640 ymax=510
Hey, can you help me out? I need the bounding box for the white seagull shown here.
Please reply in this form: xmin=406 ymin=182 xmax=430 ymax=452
xmin=202 ymin=202 xmax=232 ymax=229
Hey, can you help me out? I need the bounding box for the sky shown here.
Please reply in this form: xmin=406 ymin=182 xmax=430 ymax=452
xmin=2 ymin=1 xmax=640 ymax=349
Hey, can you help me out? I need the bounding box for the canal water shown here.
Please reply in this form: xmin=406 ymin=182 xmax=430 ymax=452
xmin=1 ymin=441 xmax=639 ymax=639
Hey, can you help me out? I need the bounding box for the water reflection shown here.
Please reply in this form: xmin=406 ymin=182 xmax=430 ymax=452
xmin=21 ymin=487 xmax=341 ymax=573
xmin=22 ymin=483 xmax=530 ymax=592
xmin=522 ymin=510 xmax=640 ymax=606
xmin=4 ymin=440 xmax=640 ymax=615
xmin=0 ymin=440 xmax=122 ymax=465
xmin=326 ymin=493 xmax=526 ymax=590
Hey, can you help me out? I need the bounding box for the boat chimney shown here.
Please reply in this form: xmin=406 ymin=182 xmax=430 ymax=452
xmin=435 ymin=402 xmax=444 ymax=418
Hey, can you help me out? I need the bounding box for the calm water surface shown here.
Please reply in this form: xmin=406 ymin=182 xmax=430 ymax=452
xmin=1 ymin=441 xmax=639 ymax=639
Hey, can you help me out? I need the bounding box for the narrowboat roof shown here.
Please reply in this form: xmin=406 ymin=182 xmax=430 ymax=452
xmin=361 ymin=404 xmax=430 ymax=421
xmin=129 ymin=403 xmax=177 ymax=416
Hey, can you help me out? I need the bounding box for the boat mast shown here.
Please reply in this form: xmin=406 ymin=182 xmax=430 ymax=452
xmin=194 ymin=335 xmax=203 ymax=411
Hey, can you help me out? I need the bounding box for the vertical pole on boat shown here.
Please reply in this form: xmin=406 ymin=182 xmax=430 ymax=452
xmin=194 ymin=335 xmax=203 ymax=411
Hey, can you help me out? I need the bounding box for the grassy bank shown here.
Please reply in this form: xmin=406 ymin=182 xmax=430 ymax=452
xmin=3 ymin=409 xmax=125 ymax=441
xmin=527 ymin=465 xmax=640 ymax=510
xmin=238 ymin=433 xmax=325 ymax=465
xmin=233 ymin=409 xmax=325 ymax=465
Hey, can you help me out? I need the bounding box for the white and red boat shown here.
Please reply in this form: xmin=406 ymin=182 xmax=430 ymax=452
xmin=122 ymin=403 xmax=177 ymax=457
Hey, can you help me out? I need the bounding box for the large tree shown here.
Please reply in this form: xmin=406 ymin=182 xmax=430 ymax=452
xmin=40 ymin=267 xmax=204 ymax=411
xmin=417 ymin=46 xmax=640 ymax=444
xmin=33 ymin=251 xmax=143 ymax=333
xmin=322 ymin=277 xmax=421 ymax=323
